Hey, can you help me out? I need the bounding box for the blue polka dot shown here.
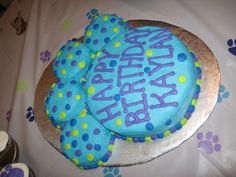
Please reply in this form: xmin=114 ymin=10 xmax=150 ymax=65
xmin=72 ymin=140 xmax=78 ymax=148
xmin=165 ymin=119 xmax=172 ymax=126
xmin=82 ymin=134 xmax=89 ymax=141
xmin=114 ymin=94 xmax=120 ymax=101
xmin=110 ymin=60 xmax=117 ymax=67
xmin=175 ymin=122 xmax=182 ymax=130
xmin=157 ymin=133 xmax=164 ymax=139
xmin=60 ymin=135 xmax=65 ymax=143
xmin=196 ymin=67 xmax=202 ymax=74
xmin=76 ymin=50 xmax=82 ymax=55
xmin=61 ymin=59 xmax=66 ymax=65
xmin=144 ymin=67 xmax=151 ymax=73
xmin=65 ymin=104 xmax=71 ymax=110
xmin=65 ymin=131 xmax=70 ymax=137
xmin=110 ymin=18 xmax=116 ymax=23
xmin=138 ymin=137 xmax=145 ymax=143
xmin=94 ymin=144 xmax=101 ymax=151
xmin=58 ymin=83 xmax=64 ymax=89
xmin=86 ymin=143 xmax=93 ymax=150
xmin=104 ymin=37 xmax=110 ymax=43
xmin=196 ymin=85 xmax=201 ymax=93
xmin=177 ymin=53 xmax=187 ymax=62
xmin=67 ymin=46 xmax=73 ymax=51
xmin=61 ymin=45 xmax=66 ymax=51
xmin=86 ymin=38 xmax=91 ymax=44
xmin=145 ymin=123 xmax=154 ymax=131
xmin=70 ymin=119 xmax=77 ymax=126
xmin=93 ymin=24 xmax=99 ymax=29
xmin=70 ymin=80 xmax=76 ymax=85
xmin=187 ymin=105 xmax=195 ymax=113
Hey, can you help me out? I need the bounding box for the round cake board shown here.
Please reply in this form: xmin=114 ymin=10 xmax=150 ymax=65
xmin=34 ymin=20 xmax=220 ymax=167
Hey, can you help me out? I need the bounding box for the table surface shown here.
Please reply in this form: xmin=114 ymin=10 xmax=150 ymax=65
xmin=0 ymin=0 xmax=236 ymax=177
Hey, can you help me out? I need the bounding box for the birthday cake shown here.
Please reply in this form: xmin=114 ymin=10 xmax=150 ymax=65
xmin=44 ymin=14 xmax=202 ymax=169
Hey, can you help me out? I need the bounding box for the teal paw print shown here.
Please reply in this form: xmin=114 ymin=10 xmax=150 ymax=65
xmin=103 ymin=167 xmax=122 ymax=177
xmin=217 ymin=84 xmax=230 ymax=103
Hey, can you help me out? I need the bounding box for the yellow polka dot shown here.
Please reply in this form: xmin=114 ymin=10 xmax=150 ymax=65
xmin=178 ymin=75 xmax=187 ymax=83
xmin=88 ymin=86 xmax=95 ymax=94
xmin=65 ymin=144 xmax=70 ymax=150
xmin=97 ymin=161 xmax=104 ymax=166
xmin=46 ymin=109 xmax=49 ymax=115
xmin=145 ymin=49 xmax=153 ymax=57
xmin=195 ymin=61 xmax=200 ymax=67
xmin=196 ymin=79 xmax=201 ymax=85
xmin=164 ymin=130 xmax=171 ymax=137
xmin=115 ymin=119 xmax=122 ymax=126
xmin=86 ymin=30 xmax=92 ymax=37
xmin=51 ymin=83 xmax=56 ymax=88
xmin=71 ymin=129 xmax=78 ymax=137
xmin=82 ymin=123 xmax=88 ymax=129
xmin=87 ymin=154 xmax=94 ymax=161
xmin=145 ymin=136 xmax=151 ymax=142
xmin=67 ymin=54 xmax=73 ymax=59
xmin=58 ymin=92 xmax=63 ymax=98
xmin=112 ymin=27 xmax=119 ymax=33
xmin=78 ymin=61 xmax=86 ymax=68
xmin=72 ymin=158 xmax=79 ymax=165
xmin=56 ymin=125 xmax=61 ymax=129
xmin=60 ymin=112 xmax=66 ymax=119
xmin=191 ymin=99 xmax=197 ymax=106
xmin=75 ymin=95 xmax=81 ymax=101
xmin=73 ymin=42 xmax=79 ymax=46
xmin=61 ymin=69 xmax=67 ymax=75
xmin=114 ymin=41 xmax=120 ymax=48
xmin=180 ymin=118 xmax=188 ymax=126
xmin=127 ymin=137 xmax=133 ymax=142
xmin=108 ymin=144 xmax=114 ymax=151
xmin=80 ymin=109 xmax=87 ymax=118
xmin=103 ymin=15 xmax=109 ymax=21
xmin=90 ymin=53 xmax=95 ymax=59
xmin=57 ymin=51 xmax=61 ymax=57
xmin=96 ymin=51 xmax=102 ymax=57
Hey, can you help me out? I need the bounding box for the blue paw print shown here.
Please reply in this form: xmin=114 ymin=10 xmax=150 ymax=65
xmin=227 ymin=39 xmax=236 ymax=56
xmin=86 ymin=8 xmax=99 ymax=20
xmin=26 ymin=106 xmax=36 ymax=122
xmin=217 ymin=84 xmax=230 ymax=103
xmin=103 ymin=167 xmax=122 ymax=177
xmin=0 ymin=164 xmax=24 ymax=177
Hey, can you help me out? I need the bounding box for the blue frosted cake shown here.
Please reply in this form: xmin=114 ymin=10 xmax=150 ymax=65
xmin=44 ymin=14 xmax=201 ymax=169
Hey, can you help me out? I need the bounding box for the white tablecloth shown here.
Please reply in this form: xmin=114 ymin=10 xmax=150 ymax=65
xmin=0 ymin=0 xmax=236 ymax=176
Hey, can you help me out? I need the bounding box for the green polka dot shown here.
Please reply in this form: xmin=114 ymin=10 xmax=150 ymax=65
xmin=196 ymin=79 xmax=201 ymax=85
xmin=78 ymin=61 xmax=85 ymax=68
xmin=65 ymin=144 xmax=70 ymax=150
xmin=191 ymin=99 xmax=197 ymax=106
xmin=112 ymin=27 xmax=119 ymax=33
xmin=67 ymin=54 xmax=73 ymax=59
xmin=90 ymin=53 xmax=95 ymax=59
xmin=46 ymin=109 xmax=49 ymax=115
xmin=80 ymin=109 xmax=87 ymax=118
xmin=61 ymin=69 xmax=67 ymax=75
xmin=145 ymin=49 xmax=153 ymax=57
xmin=164 ymin=130 xmax=171 ymax=137
xmin=103 ymin=15 xmax=109 ymax=21
xmin=115 ymin=119 xmax=122 ymax=126
xmin=71 ymin=129 xmax=78 ymax=137
xmin=60 ymin=112 xmax=66 ymax=119
xmin=73 ymin=42 xmax=79 ymax=46
xmin=114 ymin=41 xmax=120 ymax=48
xmin=88 ymin=87 xmax=94 ymax=94
xmin=58 ymin=92 xmax=63 ymax=98
xmin=96 ymin=51 xmax=102 ymax=57
xmin=178 ymin=75 xmax=187 ymax=83
xmin=56 ymin=125 xmax=61 ymax=129
xmin=51 ymin=83 xmax=56 ymax=88
xmin=108 ymin=144 xmax=114 ymax=151
xmin=86 ymin=30 xmax=92 ymax=37
xmin=82 ymin=123 xmax=88 ymax=129
xmin=87 ymin=154 xmax=94 ymax=161
xmin=75 ymin=95 xmax=81 ymax=101
xmin=195 ymin=61 xmax=200 ymax=67
xmin=57 ymin=51 xmax=61 ymax=57
xmin=72 ymin=158 xmax=79 ymax=165
xmin=145 ymin=136 xmax=151 ymax=142
xmin=127 ymin=137 xmax=133 ymax=142
xmin=180 ymin=118 xmax=188 ymax=126
xmin=98 ymin=161 xmax=104 ymax=166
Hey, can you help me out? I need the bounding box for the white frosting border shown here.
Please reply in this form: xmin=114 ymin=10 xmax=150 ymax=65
xmin=0 ymin=131 xmax=9 ymax=153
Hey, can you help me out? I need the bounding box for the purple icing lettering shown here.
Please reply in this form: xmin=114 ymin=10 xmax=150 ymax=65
xmin=92 ymin=74 xmax=113 ymax=84
xmin=121 ymin=45 xmax=145 ymax=57
xmin=94 ymin=62 xmax=114 ymax=73
xmin=92 ymin=84 xmax=113 ymax=101
xmin=98 ymin=49 xmax=120 ymax=62
xmin=121 ymin=93 xmax=150 ymax=126
xmin=125 ymin=29 xmax=151 ymax=45
xmin=148 ymin=61 xmax=174 ymax=76
xmin=97 ymin=102 xmax=121 ymax=124
xmin=150 ymin=71 xmax=178 ymax=108
xmin=120 ymin=79 xmax=145 ymax=96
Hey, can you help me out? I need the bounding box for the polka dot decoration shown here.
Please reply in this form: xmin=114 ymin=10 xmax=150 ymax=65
xmin=61 ymin=115 xmax=115 ymax=169
xmin=53 ymin=39 xmax=91 ymax=81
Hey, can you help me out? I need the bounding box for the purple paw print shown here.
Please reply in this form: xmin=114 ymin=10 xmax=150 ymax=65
xmin=227 ymin=39 xmax=236 ymax=56
xmin=26 ymin=107 xmax=35 ymax=122
xmin=0 ymin=165 xmax=24 ymax=177
xmin=6 ymin=109 xmax=12 ymax=122
xmin=40 ymin=50 xmax=51 ymax=63
xmin=197 ymin=131 xmax=221 ymax=154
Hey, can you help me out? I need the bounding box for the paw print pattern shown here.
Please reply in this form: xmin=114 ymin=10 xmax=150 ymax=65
xmin=0 ymin=164 xmax=24 ymax=177
xmin=197 ymin=131 xmax=221 ymax=154
xmin=6 ymin=109 xmax=12 ymax=122
xmin=217 ymin=84 xmax=230 ymax=103
xmin=227 ymin=38 xmax=236 ymax=56
xmin=26 ymin=107 xmax=35 ymax=122
xmin=40 ymin=50 xmax=51 ymax=63
xmin=103 ymin=167 xmax=122 ymax=177
xmin=86 ymin=8 xmax=99 ymax=20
